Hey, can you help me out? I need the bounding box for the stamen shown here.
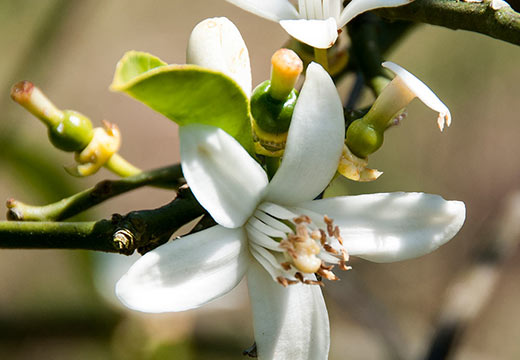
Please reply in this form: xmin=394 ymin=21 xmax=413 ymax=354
xmin=318 ymin=268 xmax=339 ymax=281
xmin=304 ymin=279 xmax=324 ymax=287
xmin=319 ymin=229 xmax=327 ymax=245
xmin=281 ymin=262 xmax=292 ymax=271
xmin=339 ymin=260 xmax=352 ymax=271
xmin=320 ymin=263 xmax=334 ymax=271
xmin=324 ymin=215 xmax=334 ymax=237
xmin=295 ymin=272 xmax=304 ymax=282
xmin=294 ymin=215 xmax=312 ymax=224
xmin=333 ymin=225 xmax=343 ymax=245
xmin=246 ymin=203 xmax=352 ymax=288
xmin=323 ymin=243 xmax=338 ymax=254
xmin=277 ymin=276 xmax=289 ymax=287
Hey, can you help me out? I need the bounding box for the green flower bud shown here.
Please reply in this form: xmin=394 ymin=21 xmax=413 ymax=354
xmin=48 ymin=110 xmax=94 ymax=152
xmin=345 ymin=119 xmax=384 ymax=159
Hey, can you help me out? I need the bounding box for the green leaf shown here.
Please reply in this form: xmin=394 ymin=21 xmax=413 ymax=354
xmin=111 ymin=51 xmax=253 ymax=153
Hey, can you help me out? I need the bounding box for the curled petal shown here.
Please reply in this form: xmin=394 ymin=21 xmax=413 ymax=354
xmin=247 ymin=261 xmax=329 ymax=360
xmin=116 ymin=226 xmax=249 ymax=312
xmin=265 ymin=62 xmax=344 ymax=205
xmin=383 ymin=61 xmax=452 ymax=131
xmin=180 ymin=124 xmax=268 ymax=229
xmin=299 ymin=192 xmax=465 ymax=262
xmin=187 ymin=17 xmax=252 ymax=96
xmin=226 ymin=0 xmax=299 ymax=22
xmin=280 ymin=18 xmax=338 ymax=49
xmin=339 ymin=0 xmax=414 ymax=28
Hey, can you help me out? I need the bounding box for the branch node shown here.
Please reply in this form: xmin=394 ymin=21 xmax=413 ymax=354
xmin=113 ymin=228 xmax=135 ymax=255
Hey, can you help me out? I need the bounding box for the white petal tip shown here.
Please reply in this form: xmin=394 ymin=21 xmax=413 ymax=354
xmin=383 ymin=61 xmax=452 ymax=131
xmin=491 ymin=0 xmax=510 ymax=10
xmin=187 ymin=17 xmax=252 ymax=96
xmin=280 ymin=18 xmax=338 ymax=49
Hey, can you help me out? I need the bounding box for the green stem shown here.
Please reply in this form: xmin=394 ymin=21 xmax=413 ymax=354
xmin=6 ymin=164 xmax=184 ymax=222
xmin=375 ymin=0 xmax=520 ymax=46
xmin=313 ymin=48 xmax=329 ymax=72
xmin=104 ymin=153 xmax=142 ymax=177
xmin=0 ymin=187 xmax=205 ymax=254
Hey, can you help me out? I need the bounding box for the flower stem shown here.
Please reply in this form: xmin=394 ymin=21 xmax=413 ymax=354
xmin=6 ymin=164 xmax=184 ymax=222
xmin=104 ymin=153 xmax=142 ymax=177
xmin=313 ymin=48 xmax=329 ymax=72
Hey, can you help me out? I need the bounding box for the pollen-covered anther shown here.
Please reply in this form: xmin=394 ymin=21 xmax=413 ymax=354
xmin=333 ymin=225 xmax=343 ymax=245
xmin=323 ymin=243 xmax=338 ymax=255
xmin=276 ymin=276 xmax=299 ymax=287
xmin=303 ymin=279 xmax=324 ymax=287
xmin=318 ymin=267 xmax=339 ymax=281
xmin=324 ymin=215 xmax=334 ymax=237
xmin=339 ymin=260 xmax=352 ymax=271
xmin=294 ymin=215 xmax=311 ymax=224
xmin=281 ymin=262 xmax=292 ymax=271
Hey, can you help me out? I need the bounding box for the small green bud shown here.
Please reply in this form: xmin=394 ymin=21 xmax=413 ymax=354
xmin=345 ymin=119 xmax=384 ymax=159
xmin=48 ymin=110 xmax=94 ymax=152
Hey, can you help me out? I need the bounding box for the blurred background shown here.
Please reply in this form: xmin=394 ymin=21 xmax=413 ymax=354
xmin=1 ymin=0 xmax=520 ymax=359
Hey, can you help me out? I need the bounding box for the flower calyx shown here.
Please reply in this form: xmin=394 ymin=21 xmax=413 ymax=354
xmin=66 ymin=120 xmax=121 ymax=177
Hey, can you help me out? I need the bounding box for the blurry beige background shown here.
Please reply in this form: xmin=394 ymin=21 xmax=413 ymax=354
xmin=1 ymin=0 xmax=520 ymax=359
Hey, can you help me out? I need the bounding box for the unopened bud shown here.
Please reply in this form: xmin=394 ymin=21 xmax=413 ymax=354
xmin=11 ymin=81 xmax=63 ymax=127
xmin=11 ymin=81 xmax=94 ymax=152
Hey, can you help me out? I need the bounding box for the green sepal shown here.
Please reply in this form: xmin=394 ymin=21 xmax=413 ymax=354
xmin=110 ymin=51 xmax=253 ymax=153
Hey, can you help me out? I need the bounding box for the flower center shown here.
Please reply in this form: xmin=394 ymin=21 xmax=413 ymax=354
xmin=245 ymin=202 xmax=351 ymax=287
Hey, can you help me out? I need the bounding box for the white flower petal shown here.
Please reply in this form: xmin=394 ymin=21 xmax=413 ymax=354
xmin=324 ymin=0 xmax=342 ymax=20
xmin=265 ymin=62 xmax=344 ymax=205
xmin=299 ymin=192 xmax=466 ymax=262
xmin=247 ymin=261 xmax=330 ymax=360
xmin=116 ymin=226 xmax=249 ymax=312
xmin=339 ymin=0 xmax=414 ymax=28
xmin=180 ymin=124 xmax=268 ymax=228
xmin=187 ymin=17 xmax=252 ymax=96
xmin=383 ymin=61 xmax=452 ymax=131
xmin=280 ymin=18 xmax=338 ymax=49
xmin=226 ymin=0 xmax=299 ymax=22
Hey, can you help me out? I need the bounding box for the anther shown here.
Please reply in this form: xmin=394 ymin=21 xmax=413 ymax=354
xmin=281 ymin=262 xmax=292 ymax=271
xmin=319 ymin=229 xmax=327 ymax=245
xmin=323 ymin=243 xmax=338 ymax=254
xmin=304 ymin=279 xmax=324 ymax=287
xmin=318 ymin=268 xmax=339 ymax=281
xmin=320 ymin=263 xmax=334 ymax=271
xmin=339 ymin=260 xmax=352 ymax=271
xmin=333 ymin=226 xmax=343 ymax=245
xmin=295 ymin=272 xmax=304 ymax=282
xmin=294 ymin=215 xmax=311 ymax=224
xmin=277 ymin=276 xmax=289 ymax=287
